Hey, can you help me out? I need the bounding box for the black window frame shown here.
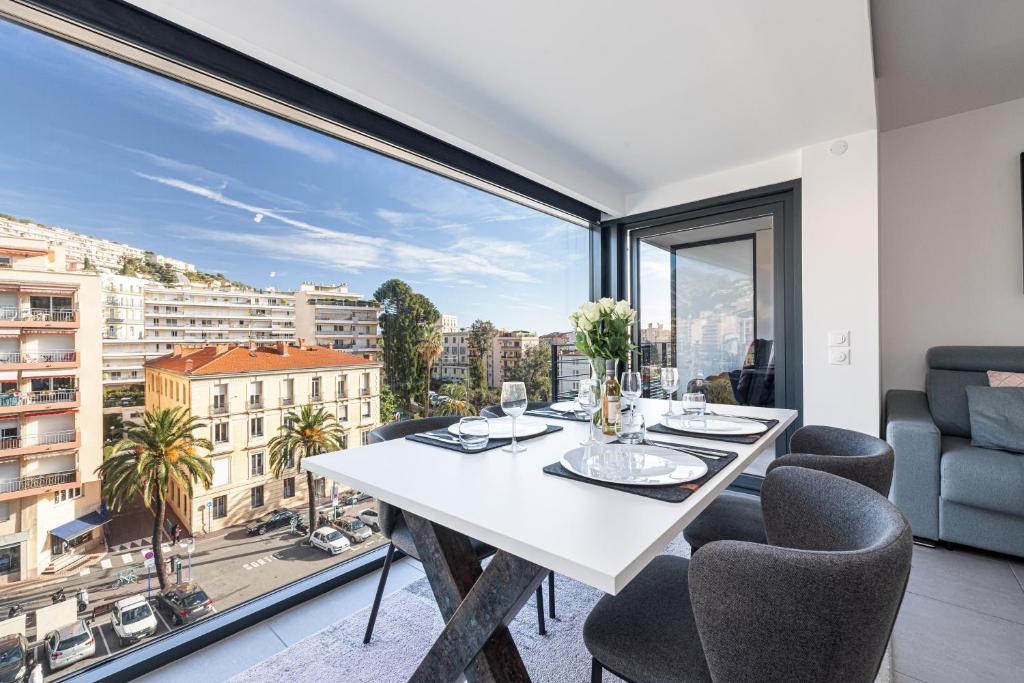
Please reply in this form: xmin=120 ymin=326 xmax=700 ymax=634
xmin=0 ymin=2 xmax=603 ymax=680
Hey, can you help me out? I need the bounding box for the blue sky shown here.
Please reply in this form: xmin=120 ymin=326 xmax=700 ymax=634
xmin=0 ymin=20 xmax=589 ymax=333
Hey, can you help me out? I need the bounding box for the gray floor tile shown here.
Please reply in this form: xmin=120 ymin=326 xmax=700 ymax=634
xmin=893 ymin=591 xmax=1024 ymax=683
xmin=136 ymin=622 xmax=286 ymax=682
xmin=265 ymin=558 xmax=425 ymax=646
xmin=907 ymin=549 xmax=1024 ymax=624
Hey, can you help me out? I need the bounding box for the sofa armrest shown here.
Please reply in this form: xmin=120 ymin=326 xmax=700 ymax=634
xmin=885 ymin=389 xmax=942 ymax=540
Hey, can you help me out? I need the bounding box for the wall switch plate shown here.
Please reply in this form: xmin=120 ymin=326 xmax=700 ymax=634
xmin=829 ymin=348 xmax=850 ymax=365
xmin=828 ymin=330 xmax=850 ymax=346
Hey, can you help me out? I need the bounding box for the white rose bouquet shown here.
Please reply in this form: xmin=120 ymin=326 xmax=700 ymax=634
xmin=569 ymin=298 xmax=637 ymax=367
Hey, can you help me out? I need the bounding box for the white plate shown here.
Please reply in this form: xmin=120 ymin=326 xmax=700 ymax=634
xmin=561 ymin=443 xmax=708 ymax=486
xmin=448 ymin=416 xmax=548 ymax=439
xmin=661 ymin=414 xmax=767 ymax=436
xmin=548 ymin=401 xmax=577 ymax=413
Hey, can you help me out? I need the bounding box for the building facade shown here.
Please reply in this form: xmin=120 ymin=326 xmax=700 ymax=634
xmin=294 ymin=283 xmax=380 ymax=355
xmin=489 ymin=331 xmax=539 ymax=388
xmin=0 ymin=237 xmax=103 ymax=583
xmin=433 ymin=330 xmax=471 ymax=383
xmin=101 ymin=274 xmax=148 ymax=388
xmin=439 ymin=314 xmax=458 ymax=333
xmin=145 ymin=341 xmax=381 ymax=534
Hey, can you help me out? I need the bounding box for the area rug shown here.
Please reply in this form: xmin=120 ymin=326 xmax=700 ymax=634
xmin=230 ymin=534 xmax=892 ymax=682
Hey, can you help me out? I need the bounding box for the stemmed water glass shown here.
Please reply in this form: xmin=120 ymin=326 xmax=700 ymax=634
xmin=621 ymin=371 xmax=642 ymax=413
xmin=576 ymin=379 xmax=599 ymax=446
xmin=501 ymin=381 xmax=528 ymax=453
xmin=661 ymin=367 xmax=679 ymax=417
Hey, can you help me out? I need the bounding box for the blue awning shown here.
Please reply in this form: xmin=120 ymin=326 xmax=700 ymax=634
xmin=50 ymin=511 xmax=108 ymax=541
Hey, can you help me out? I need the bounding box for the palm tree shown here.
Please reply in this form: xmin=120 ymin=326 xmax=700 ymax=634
xmin=435 ymin=382 xmax=476 ymax=416
xmin=268 ymin=404 xmax=345 ymax=535
xmin=416 ymin=326 xmax=443 ymax=416
xmin=98 ymin=407 xmax=212 ymax=590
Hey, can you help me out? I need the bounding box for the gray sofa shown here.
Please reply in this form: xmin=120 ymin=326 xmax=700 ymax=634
xmin=885 ymin=346 xmax=1024 ymax=558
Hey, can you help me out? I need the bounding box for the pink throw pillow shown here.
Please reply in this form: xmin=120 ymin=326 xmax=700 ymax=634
xmin=988 ymin=370 xmax=1024 ymax=387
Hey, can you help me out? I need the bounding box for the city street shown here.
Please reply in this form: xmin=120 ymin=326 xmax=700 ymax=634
xmin=0 ymin=501 xmax=387 ymax=679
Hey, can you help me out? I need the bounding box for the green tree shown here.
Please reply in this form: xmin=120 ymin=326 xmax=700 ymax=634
xmin=268 ymin=405 xmax=346 ymax=535
xmin=379 ymin=385 xmax=400 ymax=422
xmin=435 ymin=382 xmax=476 ymax=417
xmin=416 ymin=326 xmax=443 ymax=416
xmin=467 ymin=320 xmax=498 ymax=406
xmin=374 ymin=279 xmax=439 ymax=409
xmin=97 ymin=407 xmax=213 ymax=590
xmin=102 ymin=413 xmax=125 ymax=445
xmin=504 ymin=344 xmax=552 ymax=401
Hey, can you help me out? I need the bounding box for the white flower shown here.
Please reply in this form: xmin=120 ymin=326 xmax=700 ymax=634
xmin=580 ymin=301 xmax=600 ymax=324
xmin=613 ymin=300 xmax=632 ymax=318
xmin=598 ymin=298 xmax=615 ymax=314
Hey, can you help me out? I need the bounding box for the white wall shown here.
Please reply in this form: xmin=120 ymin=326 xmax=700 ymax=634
xmin=880 ymin=97 xmax=1024 ymax=392
xmin=625 ymin=130 xmax=881 ymax=434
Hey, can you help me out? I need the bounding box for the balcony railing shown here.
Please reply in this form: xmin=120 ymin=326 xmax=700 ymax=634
xmin=248 ymin=397 xmax=264 ymax=409
xmin=309 ymin=393 xmax=322 ymax=402
xmin=0 ymin=390 xmax=78 ymax=408
xmin=0 ymin=429 xmax=77 ymax=451
xmin=281 ymin=396 xmax=295 ymax=406
xmin=0 ymin=307 xmax=77 ymax=323
xmin=0 ymin=469 xmax=77 ymax=495
xmin=0 ymin=351 xmax=77 ymax=364
xmin=211 ymin=403 xmax=229 ymax=415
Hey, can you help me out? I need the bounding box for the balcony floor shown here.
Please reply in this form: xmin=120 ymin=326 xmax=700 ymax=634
xmin=138 ymin=528 xmax=1024 ymax=682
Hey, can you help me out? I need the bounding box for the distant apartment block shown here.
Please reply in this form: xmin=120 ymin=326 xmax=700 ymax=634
xmin=145 ymin=341 xmax=382 ymax=534
xmin=0 ymin=215 xmax=195 ymax=274
xmin=439 ymin=314 xmax=458 ymax=333
xmin=0 ymin=237 xmax=103 ymax=582
xmin=490 ymin=331 xmax=539 ymax=387
xmin=434 ymin=330 xmax=471 ymax=383
xmin=433 ymin=329 xmax=539 ymax=388
xmin=294 ymin=283 xmax=380 ymax=355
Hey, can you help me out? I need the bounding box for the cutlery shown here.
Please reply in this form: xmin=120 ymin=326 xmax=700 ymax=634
xmin=644 ymin=439 xmax=724 ymax=460
xmin=418 ymin=432 xmax=462 ymax=445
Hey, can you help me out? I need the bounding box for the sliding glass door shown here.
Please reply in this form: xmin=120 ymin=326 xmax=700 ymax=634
xmin=619 ymin=187 xmax=801 ymax=486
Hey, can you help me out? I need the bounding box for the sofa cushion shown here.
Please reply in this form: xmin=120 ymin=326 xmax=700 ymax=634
xmin=940 ymin=437 xmax=1024 ymax=517
xmin=927 ymin=370 xmax=989 ymax=438
xmin=989 ymin=370 xmax=1024 ymax=387
xmin=966 ymin=386 xmax=1024 ymax=454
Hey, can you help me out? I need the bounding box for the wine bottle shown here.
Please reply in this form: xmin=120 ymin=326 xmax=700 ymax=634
xmin=602 ymin=359 xmax=621 ymax=435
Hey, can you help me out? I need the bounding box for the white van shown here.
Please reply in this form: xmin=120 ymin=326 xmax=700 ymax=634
xmin=111 ymin=594 xmax=158 ymax=646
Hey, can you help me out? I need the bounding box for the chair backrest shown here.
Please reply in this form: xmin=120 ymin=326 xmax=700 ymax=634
xmin=925 ymin=346 xmax=1024 ymax=438
xmin=368 ymin=417 xmax=460 ymax=538
xmin=689 ymin=467 xmax=912 ymax=683
xmin=767 ymin=424 xmax=894 ymax=496
xmin=479 ymin=401 xmax=551 ymax=418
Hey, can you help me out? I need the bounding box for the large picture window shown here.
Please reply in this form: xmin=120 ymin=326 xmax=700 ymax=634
xmin=0 ymin=9 xmax=593 ymax=680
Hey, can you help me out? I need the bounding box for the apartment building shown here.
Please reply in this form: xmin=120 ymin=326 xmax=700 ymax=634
xmin=489 ymin=331 xmax=539 ymax=388
xmin=0 ymin=215 xmax=195 ymax=274
xmin=433 ymin=330 xmax=471 ymax=383
xmin=294 ymin=282 xmax=380 ymax=355
xmin=0 ymin=237 xmax=103 ymax=583
xmin=145 ymin=341 xmax=382 ymax=534
xmin=101 ymin=273 xmax=148 ymax=388
xmin=439 ymin=314 xmax=458 ymax=333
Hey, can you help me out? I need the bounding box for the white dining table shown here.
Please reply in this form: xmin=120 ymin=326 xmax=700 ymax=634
xmin=304 ymin=398 xmax=797 ymax=682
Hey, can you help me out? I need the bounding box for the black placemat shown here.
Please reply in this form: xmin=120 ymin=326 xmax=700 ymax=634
xmin=647 ymin=415 xmax=779 ymax=444
xmin=542 ymin=446 xmax=738 ymax=503
xmin=406 ymin=424 xmax=564 ymax=453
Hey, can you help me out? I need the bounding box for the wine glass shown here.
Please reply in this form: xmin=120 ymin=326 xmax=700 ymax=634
xmin=500 ymin=381 xmax=528 ymax=453
xmin=576 ymin=379 xmax=599 ymax=445
xmin=621 ymin=371 xmax=642 ymax=413
xmin=661 ymin=367 xmax=679 ymax=417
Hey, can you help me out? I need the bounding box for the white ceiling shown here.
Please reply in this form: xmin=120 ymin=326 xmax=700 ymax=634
xmin=873 ymin=0 xmax=1024 ymax=132
xmin=128 ymin=1 xmax=876 ymax=216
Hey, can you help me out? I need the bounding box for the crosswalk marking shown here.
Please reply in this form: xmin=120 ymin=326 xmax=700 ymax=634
xmin=100 ymin=559 xmax=113 ymax=570
xmin=120 ymin=553 xmax=133 ymax=565
xmin=79 ymin=568 xmax=90 ymax=577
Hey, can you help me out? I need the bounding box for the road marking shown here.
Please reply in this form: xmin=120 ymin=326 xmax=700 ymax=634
xmin=243 ymin=563 xmax=252 ymax=570
xmin=120 ymin=553 xmax=133 ymax=565
xmin=264 ymin=556 xmax=274 ymax=562
xmin=154 ymin=606 xmax=172 ymax=631
xmin=95 ymin=622 xmax=110 ymax=655
xmin=100 ymin=559 xmax=113 ymax=570
xmin=257 ymin=559 xmax=267 ymax=566
xmin=79 ymin=568 xmax=90 ymax=576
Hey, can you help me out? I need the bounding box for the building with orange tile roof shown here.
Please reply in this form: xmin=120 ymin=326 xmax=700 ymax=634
xmin=145 ymin=340 xmax=382 ymax=533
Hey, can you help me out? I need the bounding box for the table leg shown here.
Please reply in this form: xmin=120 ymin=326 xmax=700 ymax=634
xmin=404 ymin=512 xmax=547 ymax=683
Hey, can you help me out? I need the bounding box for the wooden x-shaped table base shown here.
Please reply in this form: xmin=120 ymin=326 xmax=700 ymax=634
xmin=405 ymin=512 xmax=549 ymax=683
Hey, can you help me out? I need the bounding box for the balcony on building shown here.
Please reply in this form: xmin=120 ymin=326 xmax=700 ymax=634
xmin=0 ymin=389 xmax=79 ymax=416
xmin=0 ymin=429 xmax=80 ymax=458
xmin=0 ymin=467 xmax=80 ymax=503
xmin=0 ymin=350 xmax=78 ymax=371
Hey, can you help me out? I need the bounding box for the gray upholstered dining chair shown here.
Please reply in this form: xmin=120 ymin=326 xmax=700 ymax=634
xmin=363 ymin=417 xmax=551 ymax=644
xmin=683 ymin=424 xmax=894 ymax=552
xmin=584 ymin=467 xmax=913 ymax=683
xmin=479 ymin=401 xmax=552 ymax=418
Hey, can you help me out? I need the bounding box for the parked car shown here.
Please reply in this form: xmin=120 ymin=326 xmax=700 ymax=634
xmin=334 ymin=517 xmax=373 ymax=544
xmin=342 ymin=492 xmax=372 ymax=506
xmin=111 ymin=594 xmax=158 ymax=646
xmin=0 ymin=633 xmax=29 ymax=683
xmin=358 ymin=508 xmax=380 ymax=532
xmin=44 ymin=620 xmax=95 ymax=672
xmin=309 ymin=527 xmax=351 ymax=555
xmin=156 ymin=582 xmax=214 ymax=626
xmin=246 ymin=509 xmax=297 ymax=536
